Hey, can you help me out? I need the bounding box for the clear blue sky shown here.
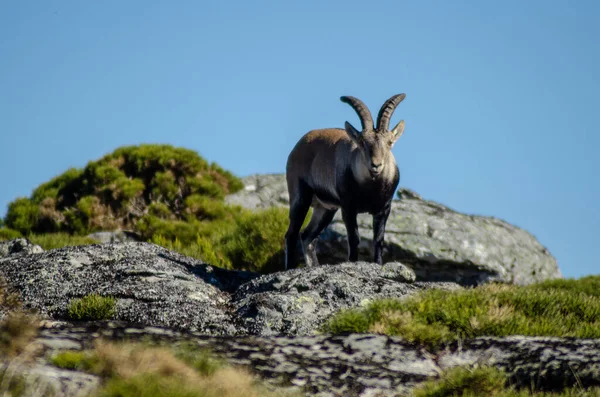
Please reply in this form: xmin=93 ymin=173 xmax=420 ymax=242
xmin=1 ymin=1 xmax=598 ymax=278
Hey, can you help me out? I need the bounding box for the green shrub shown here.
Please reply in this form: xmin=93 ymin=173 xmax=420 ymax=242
xmin=137 ymin=215 xmax=205 ymax=243
xmin=152 ymin=234 xmax=233 ymax=269
xmin=326 ymin=279 xmax=600 ymax=349
xmin=218 ymin=206 xmax=312 ymax=273
xmin=0 ymin=228 xmax=22 ymax=241
xmin=208 ymin=162 xmax=244 ymax=194
xmin=31 ymin=167 xmax=84 ymax=204
xmin=149 ymin=206 xmax=312 ymax=273
xmin=4 ymin=144 xmax=244 ymax=236
xmin=4 ymin=198 xmax=40 ymax=234
xmin=219 ymin=207 xmax=289 ymax=272
xmin=2 ymin=144 xmax=319 ymax=274
xmin=192 ymin=237 xmax=232 ymax=268
xmin=151 ymin=171 xmax=179 ymax=203
xmin=67 ymin=294 xmax=116 ymax=321
xmin=76 ymin=196 xmax=98 ymax=219
xmin=184 ymin=194 xmax=229 ymax=220
xmin=148 ymin=202 xmax=173 ymax=219
xmin=186 ymin=176 xmax=226 ymax=199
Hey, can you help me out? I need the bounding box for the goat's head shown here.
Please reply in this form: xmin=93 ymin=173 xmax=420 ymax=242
xmin=341 ymin=94 xmax=406 ymax=178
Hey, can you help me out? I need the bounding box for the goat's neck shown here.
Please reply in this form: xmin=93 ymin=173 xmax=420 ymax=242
xmin=350 ymin=150 xmax=373 ymax=185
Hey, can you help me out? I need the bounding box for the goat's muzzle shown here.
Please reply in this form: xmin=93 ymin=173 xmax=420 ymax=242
xmin=370 ymin=162 xmax=383 ymax=178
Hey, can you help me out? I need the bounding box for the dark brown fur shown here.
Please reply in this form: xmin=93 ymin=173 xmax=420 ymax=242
xmin=285 ymin=95 xmax=406 ymax=269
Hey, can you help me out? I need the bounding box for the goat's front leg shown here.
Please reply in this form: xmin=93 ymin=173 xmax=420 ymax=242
xmin=341 ymin=207 xmax=360 ymax=262
xmin=373 ymin=203 xmax=392 ymax=265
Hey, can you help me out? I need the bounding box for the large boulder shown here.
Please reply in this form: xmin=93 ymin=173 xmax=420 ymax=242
xmin=225 ymin=174 xmax=561 ymax=285
xmin=233 ymin=261 xmax=459 ymax=335
xmin=0 ymin=242 xmax=252 ymax=334
xmin=0 ymin=241 xmax=458 ymax=336
xmin=0 ymin=238 xmax=44 ymax=258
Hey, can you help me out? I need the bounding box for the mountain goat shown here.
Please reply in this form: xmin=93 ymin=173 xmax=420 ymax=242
xmin=285 ymin=94 xmax=406 ymax=269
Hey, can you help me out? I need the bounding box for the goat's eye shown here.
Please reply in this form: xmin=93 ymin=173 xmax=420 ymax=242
xmin=388 ymin=141 xmax=393 ymax=146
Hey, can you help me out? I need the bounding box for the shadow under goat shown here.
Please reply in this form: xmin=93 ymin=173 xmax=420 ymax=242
xmin=285 ymin=93 xmax=407 ymax=269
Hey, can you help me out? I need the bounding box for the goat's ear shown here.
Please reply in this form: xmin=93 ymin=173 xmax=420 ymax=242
xmin=391 ymin=120 xmax=405 ymax=142
xmin=345 ymin=121 xmax=362 ymax=142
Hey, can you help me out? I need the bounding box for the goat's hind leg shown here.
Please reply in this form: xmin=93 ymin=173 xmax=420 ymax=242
xmin=284 ymin=181 xmax=312 ymax=270
xmin=301 ymin=206 xmax=337 ymax=267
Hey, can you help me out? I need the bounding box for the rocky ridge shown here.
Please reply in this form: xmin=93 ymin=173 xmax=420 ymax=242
xmin=13 ymin=321 xmax=600 ymax=397
xmin=0 ymin=239 xmax=457 ymax=336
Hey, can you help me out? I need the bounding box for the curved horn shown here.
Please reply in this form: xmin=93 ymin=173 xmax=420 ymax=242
xmin=376 ymin=93 xmax=406 ymax=131
xmin=340 ymin=96 xmax=374 ymax=131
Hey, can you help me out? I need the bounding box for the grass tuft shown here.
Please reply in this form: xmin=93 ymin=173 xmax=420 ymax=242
xmin=50 ymin=350 xmax=99 ymax=371
xmin=413 ymin=366 xmax=600 ymax=397
xmin=28 ymin=233 xmax=97 ymax=250
xmin=0 ymin=278 xmax=39 ymax=359
xmin=172 ymin=342 xmax=224 ymax=376
xmin=414 ymin=366 xmax=506 ymax=397
xmin=0 ymin=228 xmax=22 ymax=241
xmin=0 ymin=312 xmax=39 ymax=358
xmin=0 ymin=369 xmax=28 ymax=397
xmin=326 ymin=278 xmax=600 ymax=349
xmin=67 ymin=294 xmax=116 ymax=321
xmin=55 ymin=340 xmax=296 ymax=397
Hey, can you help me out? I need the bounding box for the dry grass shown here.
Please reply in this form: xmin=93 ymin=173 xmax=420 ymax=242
xmin=0 ymin=279 xmax=40 ymax=360
xmin=54 ymin=340 xmax=298 ymax=397
xmin=93 ymin=340 xmax=200 ymax=380
xmin=0 ymin=280 xmax=46 ymax=396
xmin=199 ymin=367 xmax=277 ymax=397
xmin=0 ymin=279 xmax=21 ymax=313
xmin=0 ymin=313 xmax=40 ymax=359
